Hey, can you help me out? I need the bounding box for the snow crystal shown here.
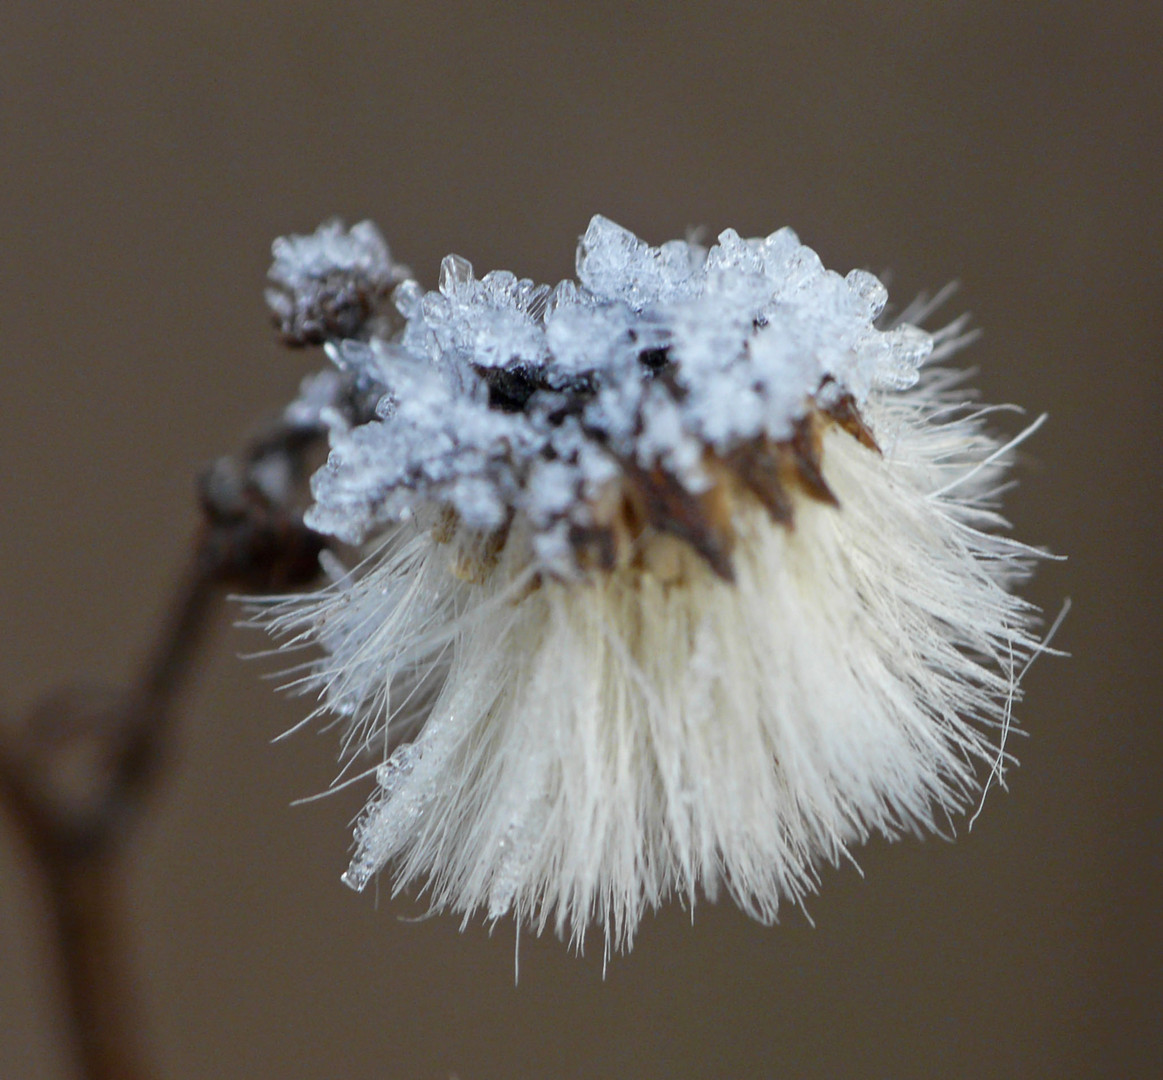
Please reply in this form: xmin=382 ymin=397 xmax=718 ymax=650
xmin=266 ymin=219 xmax=409 ymax=345
xmin=279 ymin=215 xmax=935 ymax=567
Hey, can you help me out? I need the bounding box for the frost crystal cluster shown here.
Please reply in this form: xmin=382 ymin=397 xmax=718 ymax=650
xmin=261 ymin=216 xmax=1042 ymax=956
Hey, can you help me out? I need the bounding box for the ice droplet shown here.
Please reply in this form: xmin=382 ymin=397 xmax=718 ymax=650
xmin=877 ymin=324 xmax=932 ymax=388
xmin=439 ymin=253 xmax=474 ymax=296
xmin=845 ymin=268 xmax=889 ymax=321
xmin=342 ymin=742 xmax=424 ymax=892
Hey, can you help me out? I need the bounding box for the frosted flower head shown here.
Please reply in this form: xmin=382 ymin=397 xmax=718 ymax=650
xmin=266 ymin=218 xmax=410 ymax=346
xmin=260 ymin=216 xmax=1043 ymax=957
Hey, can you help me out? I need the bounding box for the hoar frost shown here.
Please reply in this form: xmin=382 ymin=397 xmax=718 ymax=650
xmin=259 ymin=215 xmax=1043 ymax=957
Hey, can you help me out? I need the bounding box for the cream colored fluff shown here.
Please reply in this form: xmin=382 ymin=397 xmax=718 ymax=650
xmin=263 ymin=368 xmax=1041 ymax=959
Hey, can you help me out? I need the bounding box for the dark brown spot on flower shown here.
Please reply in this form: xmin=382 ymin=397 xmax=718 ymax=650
xmin=568 ymin=522 xmax=619 ymax=573
xmin=822 ymin=391 xmax=880 ymax=453
xmin=723 ymin=441 xmax=795 ymax=526
xmin=619 ymin=462 xmax=736 ymax=582
xmin=784 ymin=413 xmax=839 ymax=507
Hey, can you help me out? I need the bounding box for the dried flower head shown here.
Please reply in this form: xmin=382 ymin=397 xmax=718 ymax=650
xmin=259 ymin=216 xmax=1044 ymax=957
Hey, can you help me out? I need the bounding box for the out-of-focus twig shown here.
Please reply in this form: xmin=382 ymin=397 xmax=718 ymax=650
xmin=0 ymin=414 xmax=329 ymax=1080
xmin=0 ymin=549 xmax=218 ymax=1080
xmin=0 ymin=228 xmax=385 ymax=1080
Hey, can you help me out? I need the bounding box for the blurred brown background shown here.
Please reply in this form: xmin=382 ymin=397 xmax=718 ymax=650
xmin=1 ymin=3 xmax=1158 ymax=1078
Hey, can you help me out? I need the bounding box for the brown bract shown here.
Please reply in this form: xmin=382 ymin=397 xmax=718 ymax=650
xmin=437 ymin=392 xmax=881 ymax=588
xmin=578 ymin=394 xmax=879 ymax=584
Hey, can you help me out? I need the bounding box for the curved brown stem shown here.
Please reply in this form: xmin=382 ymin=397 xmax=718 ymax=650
xmin=44 ymin=853 xmax=153 ymax=1080
xmin=0 ymin=542 xmax=222 ymax=1080
xmin=0 ymin=412 xmax=329 ymax=1080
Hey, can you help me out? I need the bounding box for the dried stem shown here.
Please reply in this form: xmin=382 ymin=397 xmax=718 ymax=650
xmin=0 ymin=415 xmax=328 ymax=1080
xmin=0 ymin=544 xmax=220 ymax=1080
xmin=42 ymin=849 xmax=155 ymax=1080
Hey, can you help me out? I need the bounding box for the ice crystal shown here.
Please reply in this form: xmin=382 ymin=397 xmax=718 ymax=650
xmin=258 ymin=216 xmax=1045 ymax=959
xmin=299 ymin=215 xmax=932 ymax=574
xmin=266 ymin=219 xmax=409 ymax=346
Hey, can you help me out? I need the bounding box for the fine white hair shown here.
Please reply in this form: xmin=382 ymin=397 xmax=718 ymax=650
xmin=256 ymin=217 xmax=1046 ymax=960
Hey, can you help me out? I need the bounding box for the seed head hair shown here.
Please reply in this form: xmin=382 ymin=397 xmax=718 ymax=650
xmin=256 ymin=216 xmax=1047 ymax=959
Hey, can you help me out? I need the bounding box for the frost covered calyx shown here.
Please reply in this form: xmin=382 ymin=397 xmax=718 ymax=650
xmin=275 ymin=215 xmax=932 ymax=578
xmin=267 ymin=219 xmax=410 ymax=347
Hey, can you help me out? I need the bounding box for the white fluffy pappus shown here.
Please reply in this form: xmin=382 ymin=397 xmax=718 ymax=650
xmin=256 ymin=216 xmax=1047 ymax=958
